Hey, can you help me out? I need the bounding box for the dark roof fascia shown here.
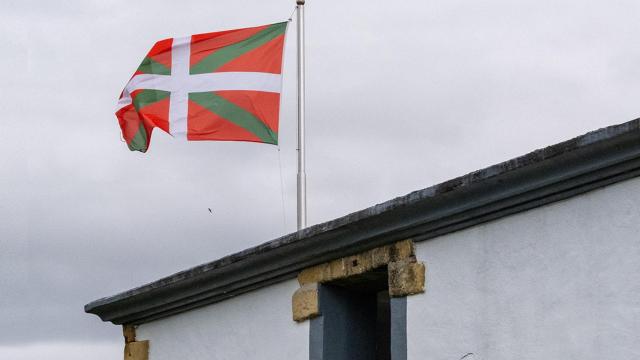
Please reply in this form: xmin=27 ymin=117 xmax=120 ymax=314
xmin=85 ymin=119 xmax=640 ymax=325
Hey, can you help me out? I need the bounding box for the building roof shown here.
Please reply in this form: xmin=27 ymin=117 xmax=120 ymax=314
xmin=85 ymin=119 xmax=640 ymax=325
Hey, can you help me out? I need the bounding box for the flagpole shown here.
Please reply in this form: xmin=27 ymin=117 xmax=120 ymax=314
xmin=296 ymin=0 xmax=307 ymax=230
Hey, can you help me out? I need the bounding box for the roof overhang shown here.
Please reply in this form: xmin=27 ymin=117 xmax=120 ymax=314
xmin=85 ymin=119 xmax=640 ymax=325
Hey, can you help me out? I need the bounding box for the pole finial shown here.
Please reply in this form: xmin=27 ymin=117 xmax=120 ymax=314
xmin=297 ymin=0 xmax=305 ymax=4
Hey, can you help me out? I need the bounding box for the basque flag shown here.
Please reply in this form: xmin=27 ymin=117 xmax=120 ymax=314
xmin=116 ymin=22 xmax=288 ymax=152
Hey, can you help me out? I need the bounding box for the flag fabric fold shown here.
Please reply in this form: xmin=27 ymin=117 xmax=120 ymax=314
xmin=116 ymin=22 xmax=288 ymax=152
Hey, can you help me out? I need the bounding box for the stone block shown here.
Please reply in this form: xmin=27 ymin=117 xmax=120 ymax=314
xmin=298 ymin=239 xmax=415 ymax=286
xmin=388 ymin=260 xmax=425 ymax=297
xmin=292 ymin=283 xmax=320 ymax=322
xmin=124 ymin=340 xmax=149 ymax=360
xmin=371 ymin=245 xmax=391 ymax=269
xmin=389 ymin=239 xmax=415 ymax=261
xmin=122 ymin=324 xmax=136 ymax=343
xmin=298 ymin=263 xmax=325 ymax=285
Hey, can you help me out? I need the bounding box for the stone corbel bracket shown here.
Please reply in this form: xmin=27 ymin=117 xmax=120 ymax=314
xmin=123 ymin=324 xmax=149 ymax=360
xmin=292 ymin=239 xmax=426 ymax=322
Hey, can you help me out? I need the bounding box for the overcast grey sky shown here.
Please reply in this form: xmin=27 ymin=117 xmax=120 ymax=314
xmin=1 ymin=0 xmax=639 ymax=358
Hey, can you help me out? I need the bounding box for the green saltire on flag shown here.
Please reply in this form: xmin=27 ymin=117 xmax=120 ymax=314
xmin=116 ymin=22 xmax=288 ymax=153
xmin=136 ymin=57 xmax=170 ymax=76
xmin=189 ymin=92 xmax=278 ymax=144
xmin=190 ymin=23 xmax=287 ymax=75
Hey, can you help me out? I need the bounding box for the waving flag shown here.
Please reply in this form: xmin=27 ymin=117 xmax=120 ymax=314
xmin=116 ymin=22 xmax=288 ymax=152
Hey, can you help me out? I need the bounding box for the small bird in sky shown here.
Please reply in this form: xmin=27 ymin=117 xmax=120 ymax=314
xmin=208 ymin=208 xmax=213 ymax=214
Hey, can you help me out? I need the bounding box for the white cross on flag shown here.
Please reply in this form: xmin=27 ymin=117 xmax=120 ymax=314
xmin=116 ymin=22 xmax=288 ymax=152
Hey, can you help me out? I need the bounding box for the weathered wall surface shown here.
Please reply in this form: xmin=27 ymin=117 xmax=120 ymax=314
xmin=136 ymin=279 xmax=308 ymax=360
xmin=408 ymin=177 xmax=640 ymax=360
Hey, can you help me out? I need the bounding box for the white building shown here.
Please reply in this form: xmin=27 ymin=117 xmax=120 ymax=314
xmin=86 ymin=119 xmax=640 ymax=360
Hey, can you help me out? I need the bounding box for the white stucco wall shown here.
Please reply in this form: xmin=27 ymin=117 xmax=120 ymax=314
xmin=408 ymin=177 xmax=640 ymax=359
xmin=136 ymin=279 xmax=308 ymax=360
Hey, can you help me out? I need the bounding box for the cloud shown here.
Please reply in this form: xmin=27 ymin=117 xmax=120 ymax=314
xmin=1 ymin=0 xmax=639 ymax=353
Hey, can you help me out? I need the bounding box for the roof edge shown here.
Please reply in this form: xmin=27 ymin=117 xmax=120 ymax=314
xmin=85 ymin=119 xmax=640 ymax=325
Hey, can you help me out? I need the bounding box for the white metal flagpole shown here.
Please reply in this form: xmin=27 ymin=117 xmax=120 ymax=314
xmin=296 ymin=0 xmax=307 ymax=230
